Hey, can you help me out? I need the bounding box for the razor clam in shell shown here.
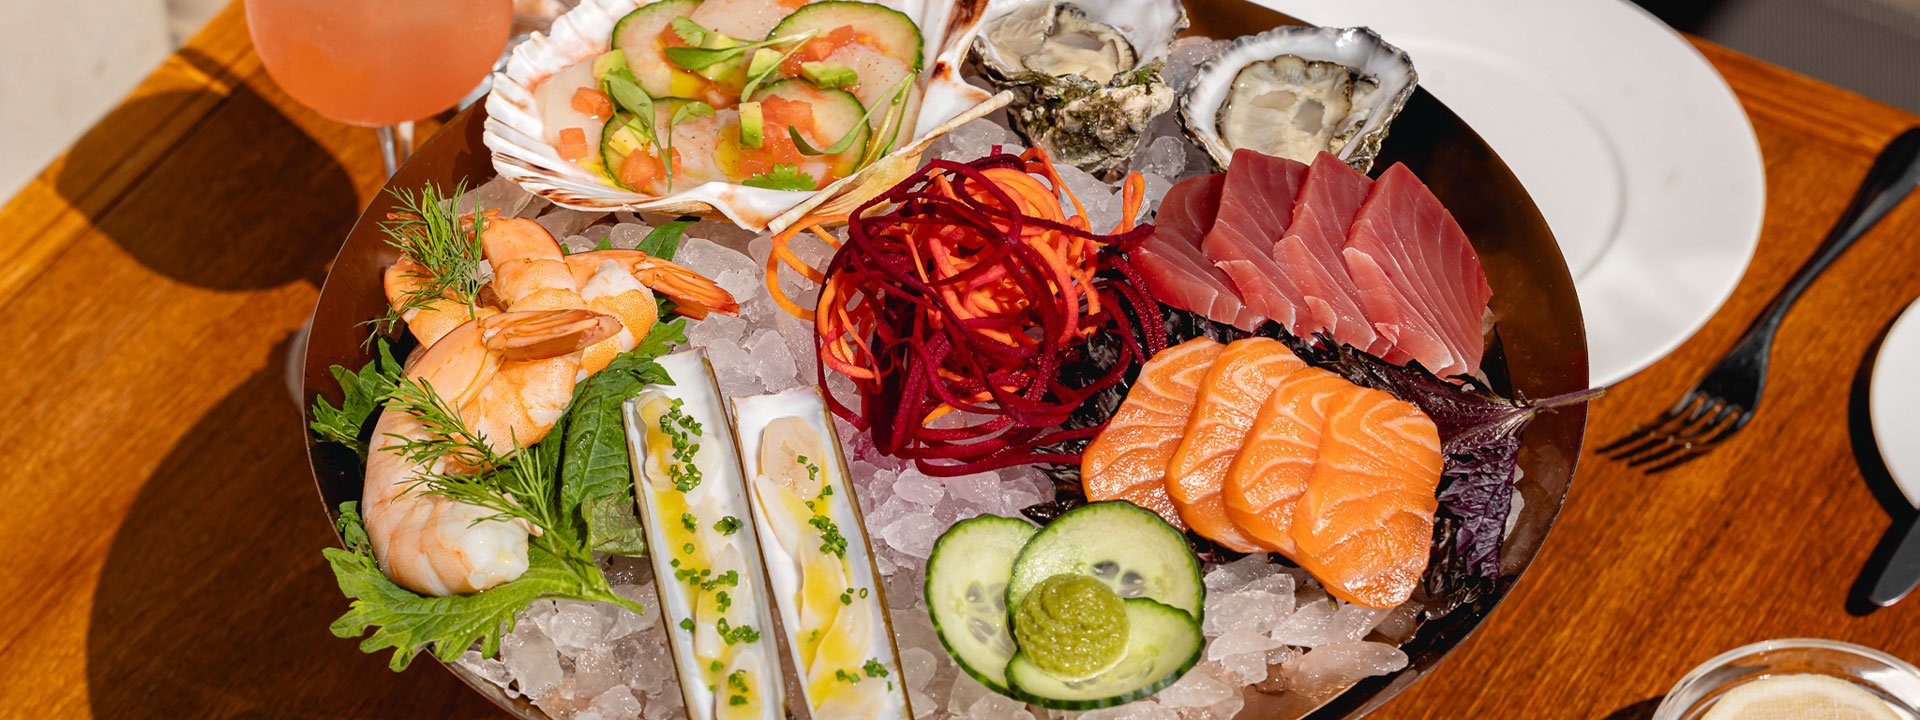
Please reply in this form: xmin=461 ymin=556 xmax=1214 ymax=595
xmin=1181 ymin=26 xmax=1417 ymax=173
xmin=973 ymin=0 xmax=1187 ymax=178
xmin=485 ymin=0 xmax=1010 ymax=233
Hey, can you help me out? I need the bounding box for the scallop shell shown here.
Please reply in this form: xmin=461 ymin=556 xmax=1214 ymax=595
xmin=1180 ymin=25 xmax=1417 ymax=173
xmin=971 ymin=0 xmax=1187 ymax=178
xmin=485 ymin=0 xmax=1010 ymax=233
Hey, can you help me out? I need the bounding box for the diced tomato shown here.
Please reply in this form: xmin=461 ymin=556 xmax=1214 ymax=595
xmin=620 ymin=149 xmax=660 ymax=190
xmin=572 ymin=88 xmax=613 ymax=119
xmin=557 ymin=127 xmax=590 ymax=162
xmin=762 ymin=95 xmax=816 ymax=130
xmin=783 ymin=26 xmax=869 ymax=75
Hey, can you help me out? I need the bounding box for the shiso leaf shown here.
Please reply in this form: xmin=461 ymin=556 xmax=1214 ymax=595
xmin=560 ymin=320 xmax=685 ymax=555
xmin=308 ymin=338 xmax=404 ymax=459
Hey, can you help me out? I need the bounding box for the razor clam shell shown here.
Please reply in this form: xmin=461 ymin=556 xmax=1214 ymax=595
xmin=484 ymin=0 xmax=1009 ymax=233
xmin=971 ymin=0 xmax=1188 ymax=178
xmin=729 ymin=387 xmax=913 ymax=720
xmin=1179 ymin=25 xmax=1418 ymax=173
xmin=624 ymin=350 xmax=787 ymax=720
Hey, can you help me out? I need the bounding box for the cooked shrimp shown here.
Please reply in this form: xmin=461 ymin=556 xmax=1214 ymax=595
xmin=565 ymin=249 xmax=742 ymax=320
xmin=574 ymin=260 xmax=658 ymax=376
xmin=383 ymin=256 xmax=498 ymax=347
xmin=467 ymin=218 xmax=601 ymax=446
xmin=364 ymin=308 xmax=618 ymax=596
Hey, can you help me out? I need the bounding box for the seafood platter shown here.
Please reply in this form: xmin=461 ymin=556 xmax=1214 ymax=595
xmin=301 ymin=0 xmax=1593 ymax=718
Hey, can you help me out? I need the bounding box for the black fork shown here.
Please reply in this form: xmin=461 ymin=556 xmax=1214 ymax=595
xmin=1600 ymin=127 xmax=1920 ymax=472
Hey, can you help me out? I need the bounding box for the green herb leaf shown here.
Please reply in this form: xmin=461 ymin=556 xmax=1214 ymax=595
xmin=859 ymin=74 xmax=918 ymax=166
xmin=789 ymin=76 xmax=912 ymax=157
xmin=671 ymin=100 xmax=715 ymax=127
xmin=327 ymin=525 xmax=642 ymax=671
xmin=374 ymin=182 xmax=489 ymax=339
xmin=742 ymin=164 xmax=818 ymax=192
xmin=669 ymin=16 xmax=708 ymax=46
xmin=636 ymin=217 xmax=696 ymax=260
xmin=739 ymin=46 xmax=796 ymax=101
xmin=594 ymin=236 xmax=615 ymax=251
xmin=559 ymin=320 xmax=685 ymax=555
xmin=800 ymin=61 xmax=859 ymax=89
xmin=309 ymin=339 xmax=404 ymax=459
xmin=664 ymin=28 xmax=816 ymax=71
xmin=603 ymin=68 xmax=655 ymax=137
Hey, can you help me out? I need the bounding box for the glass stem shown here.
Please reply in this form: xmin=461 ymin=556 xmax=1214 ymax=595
xmin=376 ymin=121 xmax=417 ymax=177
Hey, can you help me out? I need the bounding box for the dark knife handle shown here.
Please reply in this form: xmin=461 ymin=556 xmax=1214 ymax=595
xmin=1870 ymin=516 xmax=1920 ymax=607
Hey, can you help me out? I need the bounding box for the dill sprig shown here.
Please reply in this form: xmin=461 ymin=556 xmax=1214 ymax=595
xmin=373 ymin=181 xmax=491 ymax=337
xmin=381 ymin=377 xmax=572 ymax=545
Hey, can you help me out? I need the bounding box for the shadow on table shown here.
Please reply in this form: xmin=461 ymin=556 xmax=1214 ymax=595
xmin=1846 ymin=317 xmax=1914 ymax=616
xmin=1601 ymin=697 xmax=1664 ymax=720
xmin=83 ymin=330 xmax=498 ymax=719
xmin=50 ymin=47 xmax=354 ymax=292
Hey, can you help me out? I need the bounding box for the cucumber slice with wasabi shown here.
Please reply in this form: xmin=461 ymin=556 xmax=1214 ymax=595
xmin=1006 ymin=501 xmax=1204 ymax=622
xmin=924 ymin=516 xmax=1038 ymax=693
xmin=1005 ymin=597 xmax=1204 ymax=710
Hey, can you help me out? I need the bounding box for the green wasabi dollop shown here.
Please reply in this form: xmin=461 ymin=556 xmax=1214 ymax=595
xmin=1012 ymin=574 xmax=1129 ymax=680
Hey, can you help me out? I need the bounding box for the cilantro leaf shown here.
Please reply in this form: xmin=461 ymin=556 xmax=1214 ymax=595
xmin=560 ymin=320 xmax=685 ymax=554
xmin=743 ymin=164 xmax=818 ymax=192
xmin=669 ymin=16 xmax=709 ymax=46
xmin=309 ymin=339 xmax=404 ymax=459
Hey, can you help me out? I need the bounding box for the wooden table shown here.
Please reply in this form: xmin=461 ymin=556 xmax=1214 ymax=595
xmin=1 ymin=3 xmax=1916 ymax=718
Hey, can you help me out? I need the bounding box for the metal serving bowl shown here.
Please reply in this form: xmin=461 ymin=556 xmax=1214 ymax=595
xmin=302 ymin=1 xmax=1589 ymax=716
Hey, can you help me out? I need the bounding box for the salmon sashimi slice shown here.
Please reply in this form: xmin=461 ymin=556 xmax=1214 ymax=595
xmin=1291 ymin=386 xmax=1442 ymax=608
xmin=1081 ymin=338 xmax=1227 ymax=530
xmin=1276 ymin=152 xmax=1390 ymax=355
xmin=1342 ymin=163 xmax=1492 ymax=378
xmin=1135 ymin=174 xmax=1268 ymax=331
xmin=1165 ymin=337 xmax=1306 ymax=552
xmin=1221 ymin=367 xmax=1363 ymax=557
xmin=1202 ymin=150 xmax=1311 ymax=328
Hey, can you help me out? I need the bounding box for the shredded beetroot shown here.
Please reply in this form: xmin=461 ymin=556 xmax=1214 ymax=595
xmin=812 ymin=149 xmax=1166 ymax=476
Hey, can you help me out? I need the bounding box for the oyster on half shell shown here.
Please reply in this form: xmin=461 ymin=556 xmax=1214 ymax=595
xmin=974 ymin=0 xmax=1187 ymax=178
xmin=1181 ymin=26 xmax=1417 ymax=173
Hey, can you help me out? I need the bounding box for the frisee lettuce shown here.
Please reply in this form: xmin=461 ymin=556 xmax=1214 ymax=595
xmin=308 ymin=339 xmax=404 ymax=459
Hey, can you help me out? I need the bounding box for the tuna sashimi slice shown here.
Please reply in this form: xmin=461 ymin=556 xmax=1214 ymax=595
xmin=1081 ymin=338 xmax=1227 ymax=530
xmin=1291 ymin=386 xmax=1442 ymax=608
xmin=1166 ymin=337 xmax=1306 ymax=553
xmin=1203 ymin=150 xmax=1311 ymax=329
xmin=1277 ymin=152 xmax=1389 ymax=355
xmin=1135 ymin=174 xmax=1267 ymax=331
xmin=1221 ymin=367 xmax=1359 ymax=558
xmin=1343 ymin=163 xmax=1493 ymax=378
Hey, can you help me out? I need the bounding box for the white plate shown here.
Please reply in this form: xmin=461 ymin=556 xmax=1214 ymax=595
xmin=1872 ymin=297 xmax=1920 ymax=506
xmin=1254 ymin=0 xmax=1766 ymax=386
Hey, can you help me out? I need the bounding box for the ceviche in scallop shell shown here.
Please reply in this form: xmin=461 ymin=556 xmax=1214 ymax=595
xmin=310 ymin=6 xmax=1595 ymax=719
xmin=485 ymin=0 xmax=1010 ymax=232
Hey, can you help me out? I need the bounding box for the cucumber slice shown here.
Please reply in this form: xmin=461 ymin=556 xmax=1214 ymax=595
xmin=769 ymin=1 xmax=925 ymax=73
xmin=750 ymin=79 xmax=869 ymax=175
xmin=924 ymin=516 xmax=1038 ymax=693
xmin=1007 ymin=501 xmax=1204 ymax=622
xmin=601 ymin=98 xmax=691 ymax=190
xmin=1006 ymin=598 xmax=1204 ymax=710
xmin=613 ymin=0 xmax=703 ymax=98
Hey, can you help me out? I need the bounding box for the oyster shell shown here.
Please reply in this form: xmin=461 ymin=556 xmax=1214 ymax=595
xmin=1180 ymin=26 xmax=1417 ymax=173
xmin=973 ymin=0 xmax=1187 ymax=178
